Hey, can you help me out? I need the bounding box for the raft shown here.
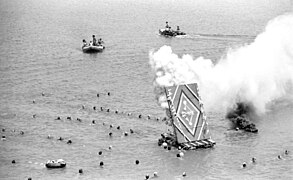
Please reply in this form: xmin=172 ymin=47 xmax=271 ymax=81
xmin=82 ymin=45 xmax=105 ymax=53
xmin=158 ymin=133 xmax=216 ymax=150
xmin=45 ymin=159 xmax=66 ymax=169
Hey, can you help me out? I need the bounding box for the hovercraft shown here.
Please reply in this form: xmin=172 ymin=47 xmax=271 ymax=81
xmin=45 ymin=159 xmax=66 ymax=169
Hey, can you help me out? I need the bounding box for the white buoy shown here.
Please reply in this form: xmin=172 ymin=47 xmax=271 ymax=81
xmin=162 ymin=142 xmax=168 ymax=148
xmin=179 ymin=152 xmax=184 ymax=157
xmin=182 ymin=172 xmax=186 ymax=177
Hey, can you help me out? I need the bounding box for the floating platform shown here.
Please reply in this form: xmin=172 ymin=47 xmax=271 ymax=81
xmin=158 ymin=133 xmax=216 ymax=150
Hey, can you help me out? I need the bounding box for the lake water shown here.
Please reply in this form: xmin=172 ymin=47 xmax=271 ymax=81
xmin=0 ymin=0 xmax=293 ymax=179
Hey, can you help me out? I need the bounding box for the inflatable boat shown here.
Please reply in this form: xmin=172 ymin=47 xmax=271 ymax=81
xmin=82 ymin=45 xmax=105 ymax=53
xmin=45 ymin=159 xmax=66 ymax=168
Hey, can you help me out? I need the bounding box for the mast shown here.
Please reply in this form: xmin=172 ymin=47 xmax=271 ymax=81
xmin=164 ymin=87 xmax=178 ymax=144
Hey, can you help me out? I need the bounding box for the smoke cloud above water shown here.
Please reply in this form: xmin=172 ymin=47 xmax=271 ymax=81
xmin=149 ymin=14 xmax=293 ymax=114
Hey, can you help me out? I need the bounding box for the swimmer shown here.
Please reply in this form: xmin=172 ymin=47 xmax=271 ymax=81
xmin=182 ymin=172 xmax=186 ymax=177
xmin=278 ymin=155 xmax=282 ymax=159
xmin=252 ymin=157 xmax=256 ymax=163
xmin=1 ymin=135 xmax=6 ymax=141
xmin=124 ymin=132 xmax=128 ymax=136
xmin=79 ymin=169 xmax=83 ymax=173
xmin=100 ymin=107 xmax=103 ymax=111
xmin=138 ymin=114 xmax=142 ymax=118
xmin=92 ymin=120 xmax=96 ymax=124
xmin=145 ymin=174 xmax=150 ymax=180
xmin=107 ymin=92 xmax=110 ymax=96
xmin=98 ymin=151 xmax=102 ymax=155
xmin=100 ymin=161 xmax=104 ymax=166
xmin=147 ymin=115 xmax=151 ymax=119
xmin=58 ymin=137 xmax=64 ymax=141
xmin=285 ymin=150 xmax=289 ymax=155
xmin=130 ymin=129 xmax=134 ymax=133
xmin=107 ymin=109 xmax=110 ymax=112
xmin=135 ymin=160 xmax=139 ymax=164
xmin=117 ymin=126 xmax=120 ymax=130
xmin=115 ymin=110 xmax=118 ymax=114
xmin=20 ymin=131 xmax=24 ymax=135
xmin=67 ymin=116 xmax=71 ymax=120
xmin=109 ymin=132 xmax=112 ymax=136
xmin=97 ymin=93 xmax=99 ymax=97
xmin=33 ymin=114 xmax=36 ymax=118
xmin=56 ymin=116 xmax=61 ymax=120
xmin=93 ymin=106 xmax=96 ymax=110
xmin=242 ymin=162 xmax=247 ymax=168
xmin=153 ymin=172 xmax=158 ymax=177
xmin=67 ymin=140 xmax=72 ymax=144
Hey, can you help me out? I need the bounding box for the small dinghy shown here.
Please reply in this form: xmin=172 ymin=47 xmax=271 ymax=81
xmin=82 ymin=45 xmax=105 ymax=53
xmin=45 ymin=159 xmax=66 ymax=169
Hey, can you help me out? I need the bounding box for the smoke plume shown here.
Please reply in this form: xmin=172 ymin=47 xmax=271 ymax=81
xmin=149 ymin=13 xmax=293 ymax=115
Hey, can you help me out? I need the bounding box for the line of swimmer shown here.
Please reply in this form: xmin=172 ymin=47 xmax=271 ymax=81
xmin=34 ymin=91 xmax=168 ymax=123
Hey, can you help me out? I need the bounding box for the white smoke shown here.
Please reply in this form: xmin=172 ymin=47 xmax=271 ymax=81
xmin=149 ymin=13 xmax=293 ymax=114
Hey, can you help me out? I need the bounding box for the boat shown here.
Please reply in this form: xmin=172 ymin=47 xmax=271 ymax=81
xmin=45 ymin=159 xmax=66 ymax=169
xmin=159 ymin=29 xmax=186 ymax=37
xmin=158 ymin=83 xmax=216 ymax=150
xmin=82 ymin=45 xmax=105 ymax=53
xmin=226 ymin=103 xmax=258 ymax=133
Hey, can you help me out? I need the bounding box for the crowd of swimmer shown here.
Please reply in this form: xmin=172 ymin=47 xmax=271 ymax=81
xmin=1 ymin=91 xmax=291 ymax=180
xmin=82 ymin=35 xmax=104 ymax=48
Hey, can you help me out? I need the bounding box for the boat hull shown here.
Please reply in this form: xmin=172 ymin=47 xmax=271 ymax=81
xmin=159 ymin=29 xmax=186 ymax=37
xmin=82 ymin=45 xmax=105 ymax=53
xmin=45 ymin=163 xmax=66 ymax=168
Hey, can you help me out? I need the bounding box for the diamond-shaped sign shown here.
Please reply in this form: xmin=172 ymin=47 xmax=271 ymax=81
xmin=165 ymin=83 xmax=207 ymax=143
xmin=176 ymin=92 xmax=200 ymax=136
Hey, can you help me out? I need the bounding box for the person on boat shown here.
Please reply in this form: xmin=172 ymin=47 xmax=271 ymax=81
xmin=98 ymin=38 xmax=103 ymax=45
xmin=82 ymin=39 xmax=87 ymax=48
xmin=177 ymin=26 xmax=180 ymax=31
xmin=89 ymin=41 xmax=93 ymax=46
xmin=165 ymin=21 xmax=171 ymax=30
xmin=92 ymin=35 xmax=97 ymax=46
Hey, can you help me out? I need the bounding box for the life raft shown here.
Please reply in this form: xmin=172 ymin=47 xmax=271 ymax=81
xmin=82 ymin=45 xmax=105 ymax=53
xmin=45 ymin=159 xmax=66 ymax=168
